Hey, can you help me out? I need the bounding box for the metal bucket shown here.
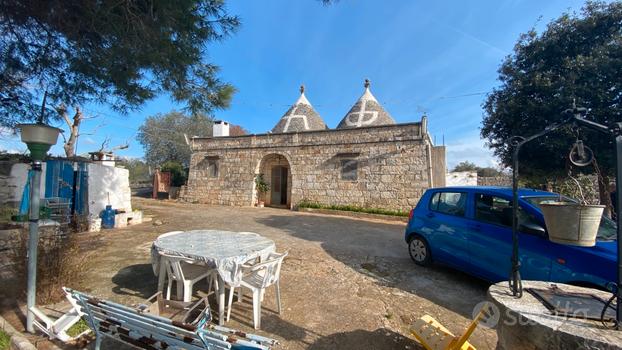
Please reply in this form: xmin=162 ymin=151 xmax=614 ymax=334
xmin=540 ymin=202 xmax=605 ymax=247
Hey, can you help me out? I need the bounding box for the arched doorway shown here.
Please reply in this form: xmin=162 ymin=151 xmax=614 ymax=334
xmin=255 ymin=154 xmax=292 ymax=208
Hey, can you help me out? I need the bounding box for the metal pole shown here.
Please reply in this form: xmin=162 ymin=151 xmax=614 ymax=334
xmin=510 ymin=144 xmax=522 ymax=297
xmin=26 ymin=161 xmax=42 ymax=333
xmin=614 ymin=127 xmax=622 ymax=329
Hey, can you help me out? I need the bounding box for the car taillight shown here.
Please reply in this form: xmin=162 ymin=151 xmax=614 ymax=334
xmin=408 ymin=208 xmax=415 ymax=220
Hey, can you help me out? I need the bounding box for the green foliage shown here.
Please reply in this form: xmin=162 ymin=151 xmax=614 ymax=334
xmin=0 ymin=0 xmax=239 ymax=126
xmin=138 ymin=111 xmax=213 ymax=166
xmin=0 ymin=329 xmax=9 ymax=350
xmin=482 ymin=1 xmax=621 ymax=181
xmin=66 ymin=318 xmax=90 ymax=338
xmin=118 ymin=158 xmax=151 ymax=185
xmin=0 ymin=205 xmax=18 ymax=224
xmin=254 ymin=174 xmax=269 ymax=193
xmin=161 ymin=161 xmax=187 ymax=187
xmin=297 ymin=200 xmax=408 ymax=217
xmin=554 ymin=174 xmax=599 ymax=205
xmin=452 ymin=161 xmax=478 ymax=172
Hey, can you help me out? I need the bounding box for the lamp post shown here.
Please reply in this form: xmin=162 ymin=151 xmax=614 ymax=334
xmin=16 ymin=123 xmax=61 ymax=333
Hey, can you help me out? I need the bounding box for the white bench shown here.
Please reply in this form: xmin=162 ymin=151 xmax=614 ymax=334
xmin=63 ymin=287 xmax=277 ymax=350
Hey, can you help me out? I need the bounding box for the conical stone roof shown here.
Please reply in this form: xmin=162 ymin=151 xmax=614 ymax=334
xmin=337 ymin=79 xmax=396 ymax=129
xmin=271 ymin=86 xmax=328 ymax=133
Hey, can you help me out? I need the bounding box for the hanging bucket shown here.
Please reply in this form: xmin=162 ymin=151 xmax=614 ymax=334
xmin=540 ymin=202 xmax=605 ymax=247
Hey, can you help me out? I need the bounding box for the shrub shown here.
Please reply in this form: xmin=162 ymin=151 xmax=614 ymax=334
xmin=0 ymin=329 xmax=9 ymax=350
xmin=161 ymin=161 xmax=188 ymax=187
xmin=10 ymin=227 xmax=90 ymax=304
xmin=297 ymin=200 xmax=408 ymax=217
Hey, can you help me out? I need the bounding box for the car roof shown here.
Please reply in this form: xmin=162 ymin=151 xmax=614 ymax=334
xmin=433 ymin=186 xmax=557 ymax=197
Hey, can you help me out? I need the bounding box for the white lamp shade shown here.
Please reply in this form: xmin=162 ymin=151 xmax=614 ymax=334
xmin=17 ymin=123 xmax=62 ymax=145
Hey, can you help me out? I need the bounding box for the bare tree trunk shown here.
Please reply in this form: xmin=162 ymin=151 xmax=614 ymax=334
xmin=57 ymin=105 xmax=83 ymax=158
xmin=598 ymin=175 xmax=613 ymax=218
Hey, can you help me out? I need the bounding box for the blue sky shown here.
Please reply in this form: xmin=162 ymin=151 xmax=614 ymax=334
xmin=1 ymin=0 xmax=592 ymax=168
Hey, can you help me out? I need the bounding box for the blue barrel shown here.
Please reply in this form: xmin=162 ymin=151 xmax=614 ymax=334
xmin=101 ymin=205 xmax=115 ymax=229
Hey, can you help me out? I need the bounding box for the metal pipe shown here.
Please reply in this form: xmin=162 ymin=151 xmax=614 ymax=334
xmin=614 ymin=126 xmax=622 ymax=329
xmin=510 ymin=144 xmax=522 ymax=297
xmin=26 ymin=161 xmax=42 ymax=333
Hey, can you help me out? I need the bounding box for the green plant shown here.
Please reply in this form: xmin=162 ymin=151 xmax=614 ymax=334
xmin=297 ymin=200 xmax=409 ymax=217
xmin=66 ymin=318 xmax=90 ymax=338
xmin=0 ymin=205 xmax=17 ymax=223
xmin=161 ymin=161 xmax=188 ymax=187
xmin=0 ymin=329 xmax=9 ymax=350
xmin=254 ymin=174 xmax=270 ymax=194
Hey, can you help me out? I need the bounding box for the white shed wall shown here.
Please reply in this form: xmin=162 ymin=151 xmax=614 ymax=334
xmin=87 ymin=163 xmax=132 ymax=217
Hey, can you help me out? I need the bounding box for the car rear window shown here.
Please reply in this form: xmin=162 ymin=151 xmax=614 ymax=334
xmin=429 ymin=192 xmax=467 ymax=216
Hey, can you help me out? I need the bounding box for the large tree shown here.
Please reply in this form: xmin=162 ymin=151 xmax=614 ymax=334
xmin=0 ymin=0 xmax=239 ymax=126
xmin=137 ymin=111 xmax=212 ymax=166
xmin=482 ymin=1 xmax=621 ymax=189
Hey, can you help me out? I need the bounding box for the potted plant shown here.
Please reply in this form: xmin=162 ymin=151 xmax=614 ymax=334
xmin=540 ymin=175 xmax=604 ymax=247
xmin=254 ymin=174 xmax=269 ymax=207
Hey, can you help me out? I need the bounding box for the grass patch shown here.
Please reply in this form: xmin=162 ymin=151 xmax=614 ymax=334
xmin=0 ymin=205 xmax=18 ymax=224
xmin=298 ymin=200 xmax=409 ymax=217
xmin=0 ymin=329 xmax=10 ymax=350
xmin=66 ymin=318 xmax=90 ymax=338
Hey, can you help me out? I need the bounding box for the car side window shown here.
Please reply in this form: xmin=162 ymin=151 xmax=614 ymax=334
xmin=475 ymin=193 xmax=538 ymax=228
xmin=429 ymin=192 xmax=467 ymax=216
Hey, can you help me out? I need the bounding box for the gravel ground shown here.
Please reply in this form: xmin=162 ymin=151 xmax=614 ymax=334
xmin=1 ymin=197 xmax=498 ymax=349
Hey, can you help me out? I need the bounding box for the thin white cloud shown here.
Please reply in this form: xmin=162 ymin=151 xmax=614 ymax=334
xmin=83 ymin=137 xmax=96 ymax=145
xmin=445 ymin=24 xmax=509 ymax=57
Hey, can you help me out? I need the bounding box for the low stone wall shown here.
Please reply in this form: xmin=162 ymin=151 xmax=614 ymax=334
xmin=477 ymin=176 xmax=512 ymax=187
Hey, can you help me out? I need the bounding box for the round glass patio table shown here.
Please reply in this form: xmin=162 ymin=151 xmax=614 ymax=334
xmin=151 ymin=229 xmax=276 ymax=324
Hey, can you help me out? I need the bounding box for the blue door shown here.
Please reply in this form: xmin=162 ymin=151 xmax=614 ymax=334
xmin=467 ymin=193 xmax=552 ymax=281
xmin=424 ymin=191 xmax=472 ymax=268
xmin=44 ymin=160 xmax=89 ymax=216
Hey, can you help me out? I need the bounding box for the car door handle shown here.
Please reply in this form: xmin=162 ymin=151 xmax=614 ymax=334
xmin=426 ymin=213 xmax=435 ymax=218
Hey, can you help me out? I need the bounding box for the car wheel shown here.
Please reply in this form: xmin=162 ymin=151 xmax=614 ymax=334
xmin=408 ymin=235 xmax=431 ymax=266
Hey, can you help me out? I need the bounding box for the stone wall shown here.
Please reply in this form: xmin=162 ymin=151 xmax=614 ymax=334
xmin=0 ymin=161 xmax=47 ymax=208
xmin=477 ymin=176 xmax=512 ymax=187
xmin=181 ymin=122 xmax=441 ymax=211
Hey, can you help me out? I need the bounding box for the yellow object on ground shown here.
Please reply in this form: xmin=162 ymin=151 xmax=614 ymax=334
xmin=411 ymin=306 xmax=489 ymax=350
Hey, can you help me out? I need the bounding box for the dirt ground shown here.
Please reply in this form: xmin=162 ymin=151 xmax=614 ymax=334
xmin=1 ymin=197 xmax=498 ymax=349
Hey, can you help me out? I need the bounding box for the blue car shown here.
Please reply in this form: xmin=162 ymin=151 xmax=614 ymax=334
xmin=404 ymin=186 xmax=617 ymax=289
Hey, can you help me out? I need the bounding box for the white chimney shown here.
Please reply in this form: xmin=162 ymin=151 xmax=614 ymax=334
xmin=213 ymin=120 xmax=230 ymax=137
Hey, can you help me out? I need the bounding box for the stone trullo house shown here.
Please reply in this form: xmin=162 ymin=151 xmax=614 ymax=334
xmin=180 ymin=80 xmax=446 ymax=211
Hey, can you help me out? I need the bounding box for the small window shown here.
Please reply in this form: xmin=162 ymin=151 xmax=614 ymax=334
xmin=208 ymin=159 xmax=219 ymax=178
xmin=429 ymin=192 xmax=467 ymax=216
xmin=341 ymin=159 xmax=358 ymax=181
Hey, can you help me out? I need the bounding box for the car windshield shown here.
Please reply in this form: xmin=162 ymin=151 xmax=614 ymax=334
xmin=524 ymin=196 xmax=617 ymax=241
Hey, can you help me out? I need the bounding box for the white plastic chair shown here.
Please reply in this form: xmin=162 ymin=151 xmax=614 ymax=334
xmin=226 ymin=251 xmax=288 ymax=329
xmin=160 ymin=253 xmax=212 ymax=302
